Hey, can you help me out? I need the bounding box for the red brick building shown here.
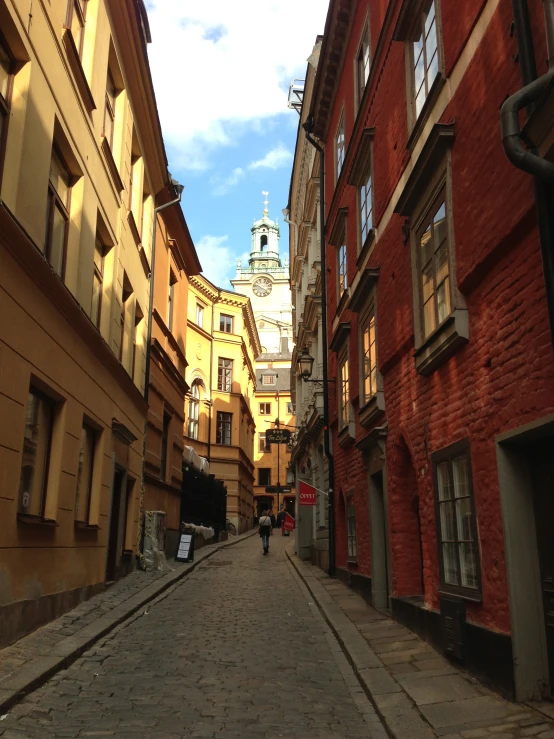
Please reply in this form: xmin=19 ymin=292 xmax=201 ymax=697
xmin=308 ymin=0 xmax=554 ymax=700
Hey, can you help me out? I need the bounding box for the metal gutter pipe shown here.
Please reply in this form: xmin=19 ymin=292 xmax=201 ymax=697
xmin=502 ymin=0 xmax=554 ymax=350
xmin=543 ymin=0 xmax=554 ymax=67
xmin=302 ymin=115 xmax=336 ymax=578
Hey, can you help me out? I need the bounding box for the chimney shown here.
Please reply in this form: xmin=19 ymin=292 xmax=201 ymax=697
xmin=280 ymin=336 xmax=288 ymax=353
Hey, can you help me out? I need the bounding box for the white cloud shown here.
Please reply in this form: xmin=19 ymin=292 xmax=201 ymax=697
xmin=146 ymin=0 xmax=329 ymax=171
xmin=248 ymin=144 xmax=292 ymax=171
xmin=195 ymin=234 xmax=237 ymax=288
xmin=211 ymin=167 xmax=245 ymax=196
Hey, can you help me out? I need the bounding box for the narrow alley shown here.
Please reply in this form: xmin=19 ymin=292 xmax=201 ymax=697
xmin=0 ymin=536 xmax=381 ymax=739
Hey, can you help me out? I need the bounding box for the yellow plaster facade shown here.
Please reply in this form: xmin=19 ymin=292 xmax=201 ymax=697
xmin=0 ymin=0 xmax=180 ymax=646
xmin=184 ymin=276 xmax=260 ymax=534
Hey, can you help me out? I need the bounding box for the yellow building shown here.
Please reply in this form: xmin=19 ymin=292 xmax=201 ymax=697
xmin=232 ymin=198 xmax=295 ymax=518
xmin=0 ymin=0 xmax=181 ymax=646
xmin=185 ymin=275 xmax=260 ymax=534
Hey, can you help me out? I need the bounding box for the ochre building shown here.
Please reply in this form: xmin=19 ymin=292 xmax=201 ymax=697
xmin=185 ymin=275 xmax=260 ymax=534
xmin=0 ymin=0 xmax=180 ymax=646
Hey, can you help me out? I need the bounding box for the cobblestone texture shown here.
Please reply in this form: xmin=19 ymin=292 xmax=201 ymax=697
xmin=0 ymin=536 xmax=381 ymax=738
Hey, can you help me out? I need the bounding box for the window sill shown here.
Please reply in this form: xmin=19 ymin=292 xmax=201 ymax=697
xmin=407 ymin=73 xmax=446 ymax=155
xmin=62 ymin=29 xmax=96 ymax=115
xmin=356 ymin=228 xmax=375 ymax=269
xmin=338 ymin=422 xmax=356 ymax=448
xmin=101 ymin=137 xmax=124 ymax=193
xmin=74 ymin=521 xmax=100 ymax=531
xmin=17 ymin=513 xmax=58 ymax=527
xmin=358 ymin=392 xmax=385 ymax=428
xmin=414 ymin=310 xmax=469 ymax=376
xmin=439 ymin=587 xmax=482 ymax=604
xmin=347 ymin=557 xmax=358 ymax=565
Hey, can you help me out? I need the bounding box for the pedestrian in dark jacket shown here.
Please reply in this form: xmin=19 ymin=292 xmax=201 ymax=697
xmin=258 ymin=510 xmax=272 ymax=555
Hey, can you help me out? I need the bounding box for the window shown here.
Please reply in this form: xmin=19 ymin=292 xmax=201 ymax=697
xmin=75 ymin=423 xmax=95 ymax=522
xmin=103 ymin=71 xmax=116 ymax=149
xmin=45 ymin=148 xmax=71 ymax=279
xmin=91 ymin=235 xmax=105 ymax=329
xmin=217 ymin=358 xmax=233 ymax=392
xmin=196 ymin=303 xmax=204 ymax=328
xmin=67 ymin=0 xmax=87 ymax=59
xmin=335 ymin=111 xmax=345 ymax=181
xmin=356 ymin=23 xmax=371 ymax=107
xmin=361 ymin=309 xmax=377 ymax=404
xmin=18 ymin=389 xmax=54 ymax=517
xmin=188 ymin=381 xmax=200 ymax=440
xmin=216 ymin=412 xmax=232 ymax=445
xmin=418 ymin=194 xmax=450 ymax=339
xmin=259 ymin=403 xmax=271 ymax=415
xmin=0 ymin=36 xmax=14 ymax=182
xmin=131 ymin=306 xmax=142 ymax=381
xmin=220 ymin=314 xmax=233 ymax=333
xmin=260 ymin=234 xmax=268 ymax=250
xmin=286 ymin=402 xmax=294 ymax=415
xmin=119 ymin=276 xmax=133 ymax=367
xmin=433 ymin=441 xmax=481 ymax=599
xmin=339 ymin=352 xmax=349 ymax=429
xmin=360 ymin=166 xmax=373 ymax=246
xmin=413 ymin=1 xmax=439 ymax=119
xmin=258 ymin=432 xmax=270 ymax=453
xmin=258 ymin=468 xmax=271 ymax=486
xmin=262 ymin=374 xmax=276 ymax=386
xmin=346 ymin=495 xmax=357 ymax=561
xmin=168 ymin=271 xmax=177 ymax=332
xmin=338 ymin=243 xmax=348 ymax=298
xmin=160 ymin=411 xmax=171 ymax=480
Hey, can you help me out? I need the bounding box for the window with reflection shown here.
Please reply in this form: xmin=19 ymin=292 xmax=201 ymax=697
xmin=418 ymin=194 xmax=450 ymax=338
xmin=413 ymin=1 xmax=439 ymax=118
xmin=46 ymin=148 xmax=71 ymax=279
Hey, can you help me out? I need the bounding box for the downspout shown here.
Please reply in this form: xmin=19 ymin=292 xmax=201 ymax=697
xmin=207 ymin=289 xmax=221 ymax=461
xmin=140 ymin=178 xmax=183 ymax=561
xmin=302 ymin=115 xmax=336 ymax=578
xmin=501 ymin=1 xmax=554 ymax=348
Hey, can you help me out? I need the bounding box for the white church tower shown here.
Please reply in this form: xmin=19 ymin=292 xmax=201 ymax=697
xmin=231 ymin=192 xmax=292 ymax=355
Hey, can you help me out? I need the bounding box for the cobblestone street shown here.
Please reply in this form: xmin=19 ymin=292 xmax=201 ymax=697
xmin=0 ymin=535 xmax=382 ymax=739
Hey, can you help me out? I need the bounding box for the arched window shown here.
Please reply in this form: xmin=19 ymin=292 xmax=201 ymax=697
xmin=260 ymin=234 xmax=268 ymax=250
xmin=187 ymin=380 xmax=201 ymax=440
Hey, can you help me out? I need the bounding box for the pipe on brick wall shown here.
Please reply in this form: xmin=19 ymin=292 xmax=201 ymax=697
xmin=302 ymin=115 xmax=336 ymax=578
xmin=502 ymin=0 xmax=554 ymax=350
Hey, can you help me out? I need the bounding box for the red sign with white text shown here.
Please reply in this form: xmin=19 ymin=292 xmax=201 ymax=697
xmin=299 ymin=481 xmax=316 ymax=506
xmin=283 ymin=513 xmax=295 ymax=531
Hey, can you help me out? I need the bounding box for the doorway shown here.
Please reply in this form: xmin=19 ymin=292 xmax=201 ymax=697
xmin=106 ymin=466 xmax=128 ymax=582
xmin=531 ymin=438 xmax=554 ymax=699
xmin=370 ymin=470 xmax=390 ymax=611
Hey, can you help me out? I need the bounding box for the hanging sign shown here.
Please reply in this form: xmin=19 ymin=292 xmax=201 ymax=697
xmin=283 ymin=512 xmax=295 ymax=531
xmin=299 ymin=481 xmax=316 ymax=506
xmin=175 ymin=533 xmax=195 ymax=562
xmin=266 ymin=429 xmax=291 ymax=444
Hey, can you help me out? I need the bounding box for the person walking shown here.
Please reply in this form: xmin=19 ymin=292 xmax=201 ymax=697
xmin=277 ymin=505 xmax=286 ymax=536
xmin=258 ymin=509 xmax=272 ymax=555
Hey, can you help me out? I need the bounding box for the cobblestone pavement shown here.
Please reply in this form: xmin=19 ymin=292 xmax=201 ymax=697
xmin=0 ymin=536 xmax=383 ymax=738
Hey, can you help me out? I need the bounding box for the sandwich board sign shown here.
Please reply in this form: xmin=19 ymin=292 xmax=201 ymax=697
xmin=175 ymin=532 xmax=194 ymax=562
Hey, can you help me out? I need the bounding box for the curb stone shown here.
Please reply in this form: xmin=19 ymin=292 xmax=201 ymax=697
xmin=0 ymin=528 xmax=257 ymax=714
xmin=286 ymin=544 xmax=436 ymax=739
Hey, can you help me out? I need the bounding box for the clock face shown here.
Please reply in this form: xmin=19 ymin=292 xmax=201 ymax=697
xmin=253 ymin=277 xmax=272 ymax=297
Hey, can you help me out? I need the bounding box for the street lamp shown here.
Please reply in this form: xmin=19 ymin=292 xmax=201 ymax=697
xmin=297 ymin=346 xmax=315 ymax=381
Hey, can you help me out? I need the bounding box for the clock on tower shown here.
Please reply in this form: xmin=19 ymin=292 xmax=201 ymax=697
xmin=253 ymin=277 xmax=272 ymax=297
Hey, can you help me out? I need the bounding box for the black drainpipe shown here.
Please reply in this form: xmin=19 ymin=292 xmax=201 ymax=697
xmin=302 ymin=115 xmax=336 ymax=578
xmin=501 ymin=0 xmax=554 ymax=348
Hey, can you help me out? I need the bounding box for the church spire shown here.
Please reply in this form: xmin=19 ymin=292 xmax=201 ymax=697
xmin=262 ymin=190 xmax=269 ymax=217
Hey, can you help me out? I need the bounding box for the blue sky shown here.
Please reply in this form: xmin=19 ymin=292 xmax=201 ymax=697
xmin=146 ymin=0 xmax=329 ymax=289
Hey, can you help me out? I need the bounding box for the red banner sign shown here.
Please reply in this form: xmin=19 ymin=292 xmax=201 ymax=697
xmin=299 ymin=481 xmax=316 ymax=506
xmin=283 ymin=512 xmax=295 ymax=531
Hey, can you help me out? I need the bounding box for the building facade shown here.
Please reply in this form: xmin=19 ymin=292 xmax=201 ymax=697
xmin=287 ymin=40 xmax=331 ymax=568
xmin=301 ymin=0 xmax=554 ymax=701
xmin=232 ymin=201 xmax=295 ymax=518
xmin=0 ymin=0 xmax=176 ymax=646
xmin=142 ymin=201 xmax=202 ymax=554
xmin=185 ymin=275 xmax=260 ymax=534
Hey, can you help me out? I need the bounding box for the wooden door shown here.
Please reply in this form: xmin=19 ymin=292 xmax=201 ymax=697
xmin=532 ymin=438 xmax=554 ymax=698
